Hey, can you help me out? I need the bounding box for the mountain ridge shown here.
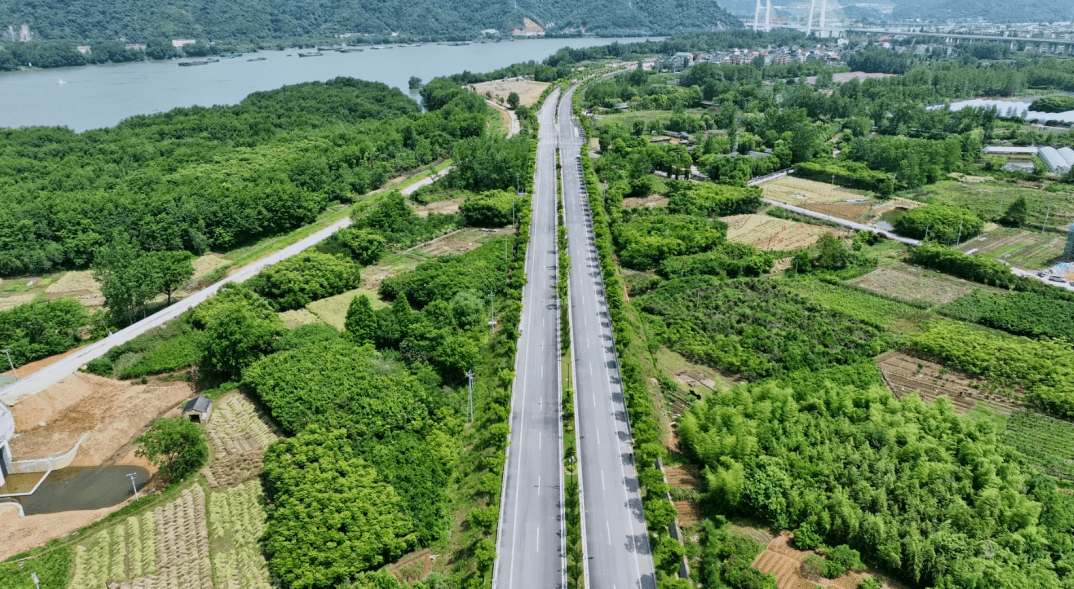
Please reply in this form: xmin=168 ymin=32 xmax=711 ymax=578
xmin=0 ymin=0 xmax=742 ymax=43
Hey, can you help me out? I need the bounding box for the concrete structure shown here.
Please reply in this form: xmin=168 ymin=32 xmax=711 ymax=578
xmin=171 ymin=39 xmax=196 ymax=48
xmin=0 ymin=401 xmax=13 ymax=487
xmin=182 ymin=396 xmax=213 ymax=424
xmin=1039 ymin=146 xmax=1070 ymax=173
xmin=76 ymin=46 xmax=91 ymax=55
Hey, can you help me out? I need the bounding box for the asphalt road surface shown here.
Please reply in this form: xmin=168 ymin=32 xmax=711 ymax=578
xmin=560 ymin=85 xmax=657 ymax=589
xmin=492 ymin=89 xmax=566 ymax=589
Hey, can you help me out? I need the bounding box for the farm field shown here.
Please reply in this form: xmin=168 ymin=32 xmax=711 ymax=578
xmin=358 ymin=228 xmax=509 ymax=292
xmin=958 ymin=227 xmax=1066 ymax=270
xmin=724 ymin=214 xmax=851 ymax=251
xmin=622 ymin=194 xmax=669 ymax=209
xmin=876 ymin=351 xmax=1025 ymax=416
xmin=306 ymin=287 xmax=387 ymax=331
xmin=69 ymin=485 xmax=213 ymax=589
xmin=664 ymin=463 xmax=702 ymax=525
xmin=207 ymin=481 xmax=272 ymax=589
xmin=1002 ymin=410 xmax=1074 ymax=481
xmin=910 ymin=179 xmax=1074 ymax=232
xmin=801 ymin=201 xmax=870 ymax=222
xmin=782 ymin=278 xmax=932 ymax=333
xmin=751 ymin=532 xmax=898 ymax=589
xmin=203 ymin=393 xmax=281 ymax=490
xmin=850 ymin=263 xmax=1006 ymax=306
xmin=652 ymin=346 xmax=735 ymax=418
xmin=761 ymin=176 xmax=870 ymax=206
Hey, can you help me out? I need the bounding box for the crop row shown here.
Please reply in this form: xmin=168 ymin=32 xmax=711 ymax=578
xmin=208 ymin=481 xmax=272 ymax=589
xmin=68 ymin=511 xmax=156 ymax=588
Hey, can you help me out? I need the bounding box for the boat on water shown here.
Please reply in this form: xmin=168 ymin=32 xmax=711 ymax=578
xmin=247 ymin=57 xmax=267 ymax=61
xmin=57 ymin=78 xmax=67 ymax=85
xmin=337 ymin=48 xmax=364 ymax=53
xmin=220 ymin=53 xmax=243 ymax=58
xmin=178 ymin=58 xmax=220 ymax=67
xmin=297 ymin=52 xmax=323 ymax=57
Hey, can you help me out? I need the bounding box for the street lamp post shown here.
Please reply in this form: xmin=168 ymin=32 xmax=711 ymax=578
xmin=1 ymin=349 xmax=16 ymax=381
xmin=126 ymin=473 xmax=140 ymax=500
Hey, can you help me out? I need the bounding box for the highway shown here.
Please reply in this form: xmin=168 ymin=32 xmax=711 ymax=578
xmin=560 ymin=84 xmax=657 ymax=589
xmin=492 ymin=89 xmax=565 ymax=589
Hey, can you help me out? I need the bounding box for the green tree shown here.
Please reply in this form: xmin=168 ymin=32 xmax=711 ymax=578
xmin=134 ymin=417 xmax=208 ymax=485
xmin=200 ymin=287 xmax=285 ymax=377
xmin=408 ymin=76 xmax=422 ymax=90
xmin=336 ymin=228 xmax=386 ymax=265
xmin=145 ymin=250 xmax=195 ymax=305
xmin=813 ymin=233 xmax=853 ymax=270
xmin=263 ymin=427 xmax=416 ymax=589
xmin=506 ymin=91 xmax=520 ymax=109
xmin=93 ymin=231 xmax=156 ymax=325
xmin=345 ymin=295 xmax=378 ymax=346
xmin=1000 ymin=196 xmax=1029 ymax=228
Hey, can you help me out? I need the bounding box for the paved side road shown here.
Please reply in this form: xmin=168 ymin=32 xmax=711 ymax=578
xmin=492 ymin=89 xmax=565 ymax=589
xmin=0 ymin=216 xmax=354 ymax=405
xmin=561 ymin=84 xmax=657 ymax=589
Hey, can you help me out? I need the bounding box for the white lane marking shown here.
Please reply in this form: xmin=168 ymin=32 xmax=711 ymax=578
xmin=595 ymin=428 xmax=600 ymax=445
xmin=601 ymin=470 xmax=606 ymax=491
xmin=589 ymin=365 xmax=593 ymax=376
xmin=537 ymin=527 xmax=540 ymax=553
xmin=607 ymin=521 xmax=612 ymax=545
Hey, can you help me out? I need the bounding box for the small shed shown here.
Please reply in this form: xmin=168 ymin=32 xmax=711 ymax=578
xmin=182 ymin=397 xmax=213 ymax=424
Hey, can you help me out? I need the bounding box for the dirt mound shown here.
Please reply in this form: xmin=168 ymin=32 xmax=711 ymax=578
xmin=8 ymin=372 xmax=193 ymax=466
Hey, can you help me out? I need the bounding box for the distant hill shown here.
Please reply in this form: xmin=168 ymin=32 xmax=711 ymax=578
xmin=890 ymin=0 xmax=1072 ymax=23
xmin=0 ymin=0 xmax=742 ymax=43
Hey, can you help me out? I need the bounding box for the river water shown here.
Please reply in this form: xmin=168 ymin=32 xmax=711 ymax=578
xmin=0 ymin=38 xmax=653 ymax=132
xmin=937 ymin=98 xmax=1074 ymax=124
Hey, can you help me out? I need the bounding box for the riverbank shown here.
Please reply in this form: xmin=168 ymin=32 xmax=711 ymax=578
xmin=0 ymin=36 xmax=657 ymax=131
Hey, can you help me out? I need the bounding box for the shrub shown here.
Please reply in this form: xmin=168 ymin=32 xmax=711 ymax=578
xmin=666 ymin=182 xmax=762 ymax=217
xmin=249 ymin=251 xmax=360 ymax=310
xmin=334 ymin=227 xmax=386 ymax=265
xmin=0 ymin=297 xmax=88 ymax=367
xmin=459 ymin=190 xmax=518 ymax=227
xmin=894 ymin=204 xmax=982 ymax=244
xmin=614 ymin=214 xmax=727 ymax=270
xmin=1030 ymin=95 xmax=1074 ymax=113
xmin=659 ymin=242 xmax=774 ymax=279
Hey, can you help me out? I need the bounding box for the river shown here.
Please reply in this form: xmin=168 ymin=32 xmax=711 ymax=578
xmin=0 ymin=37 xmax=655 ymax=132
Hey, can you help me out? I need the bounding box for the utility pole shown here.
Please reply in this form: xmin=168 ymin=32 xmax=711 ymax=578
xmin=465 ymin=370 xmax=475 ymax=422
xmin=956 ymin=219 xmax=963 ymax=247
xmin=1 ymin=349 xmax=16 ymax=381
xmin=488 ymin=292 xmax=497 ymax=331
xmin=1042 ymin=200 xmax=1052 ymax=233
xmin=126 ymin=473 xmax=140 ymax=500
xmin=31 ymin=572 xmax=39 ymax=589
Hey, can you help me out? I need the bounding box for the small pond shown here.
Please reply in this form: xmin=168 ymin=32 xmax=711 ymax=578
xmin=875 ymin=208 xmax=907 ymax=232
xmin=8 ymin=466 xmax=150 ymax=515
